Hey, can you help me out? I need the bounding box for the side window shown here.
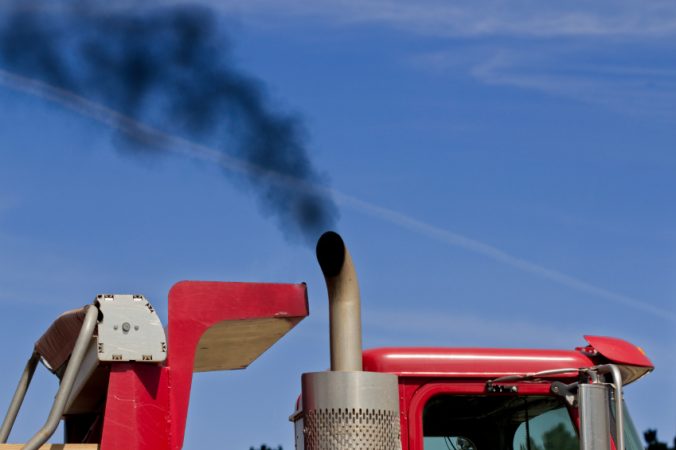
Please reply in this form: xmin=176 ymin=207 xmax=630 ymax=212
xmin=610 ymin=397 xmax=645 ymax=450
xmin=512 ymin=407 xmax=579 ymax=450
xmin=423 ymin=395 xmax=578 ymax=450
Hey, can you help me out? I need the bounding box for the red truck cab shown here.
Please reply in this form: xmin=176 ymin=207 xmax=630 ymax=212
xmin=360 ymin=336 xmax=653 ymax=450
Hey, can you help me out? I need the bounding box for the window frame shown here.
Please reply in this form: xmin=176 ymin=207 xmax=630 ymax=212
xmin=408 ymin=381 xmax=577 ymax=450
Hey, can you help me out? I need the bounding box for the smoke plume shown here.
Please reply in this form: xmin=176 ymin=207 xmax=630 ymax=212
xmin=0 ymin=2 xmax=338 ymax=244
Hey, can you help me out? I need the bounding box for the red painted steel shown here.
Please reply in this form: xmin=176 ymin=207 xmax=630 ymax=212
xmin=363 ymin=336 xmax=653 ymax=380
xmin=101 ymin=364 xmax=172 ymax=450
xmin=363 ymin=347 xmax=594 ymax=379
xmin=99 ymin=281 xmax=309 ymax=450
xmin=362 ymin=338 xmax=652 ymax=449
xmin=582 ymin=335 xmax=653 ymax=367
xmin=166 ymin=281 xmax=308 ymax=450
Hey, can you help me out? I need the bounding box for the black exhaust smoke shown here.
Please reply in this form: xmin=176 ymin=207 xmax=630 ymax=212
xmin=0 ymin=2 xmax=338 ymax=244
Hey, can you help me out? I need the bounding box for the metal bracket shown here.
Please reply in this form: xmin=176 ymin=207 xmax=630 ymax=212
xmin=486 ymin=382 xmax=518 ymax=393
xmin=550 ymin=381 xmax=578 ymax=406
xmin=96 ymin=294 xmax=167 ymax=363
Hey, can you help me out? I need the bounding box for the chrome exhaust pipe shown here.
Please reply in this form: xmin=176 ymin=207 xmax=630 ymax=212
xmin=316 ymin=231 xmax=362 ymax=372
xmin=293 ymin=231 xmax=401 ymax=450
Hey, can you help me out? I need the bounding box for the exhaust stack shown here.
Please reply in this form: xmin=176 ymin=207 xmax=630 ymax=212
xmin=293 ymin=231 xmax=402 ymax=450
xmin=316 ymin=231 xmax=363 ymax=372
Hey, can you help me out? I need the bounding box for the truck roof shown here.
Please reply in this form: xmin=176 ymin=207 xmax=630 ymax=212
xmin=362 ymin=336 xmax=653 ymax=385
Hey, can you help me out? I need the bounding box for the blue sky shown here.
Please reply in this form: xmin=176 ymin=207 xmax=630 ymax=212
xmin=0 ymin=1 xmax=675 ymax=449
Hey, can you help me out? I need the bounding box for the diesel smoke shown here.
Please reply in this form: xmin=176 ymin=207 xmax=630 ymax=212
xmin=0 ymin=2 xmax=338 ymax=243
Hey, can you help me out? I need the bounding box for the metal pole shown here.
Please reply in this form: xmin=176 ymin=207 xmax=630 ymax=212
xmin=22 ymin=304 xmax=99 ymax=450
xmin=0 ymin=352 xmax=40 ymax=443
xmin=597 ymin=364 xmax=625 ymax=450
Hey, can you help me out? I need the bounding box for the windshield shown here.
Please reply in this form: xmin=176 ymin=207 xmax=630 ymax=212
xmin=423 ymin=395 xmax=579 ymax=450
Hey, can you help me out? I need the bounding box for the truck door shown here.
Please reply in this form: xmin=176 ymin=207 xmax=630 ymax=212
xmin=407 ymin=383 xmax=579 ymax=450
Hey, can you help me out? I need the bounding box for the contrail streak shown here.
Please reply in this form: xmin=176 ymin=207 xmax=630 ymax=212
xmin=2 ymin=68 xmax=674 ymax=323
xmin=333 ymin=194 xmax=676 ymax=322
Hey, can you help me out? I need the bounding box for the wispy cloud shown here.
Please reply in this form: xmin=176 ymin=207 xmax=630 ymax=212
xmin=167 ymin=0 xmax=676 ymax=120
xmin=470 ymin=50 xmax=676 ymax=119
xmin=15 ymin=0 xmax=674 ymax=38
xmin=180 ymin=0 xmax=676 ymax=38
xmin=2 ymin=69 xmax=675 ymax=323
xmin=412 ymin=46 xmax=676 ymax=121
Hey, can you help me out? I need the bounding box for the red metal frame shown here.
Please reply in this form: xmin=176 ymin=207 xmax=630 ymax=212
xmin=404 ymin=381 xmax=571 ymax=450
xmin=581 ymin=335 xmax=653 ymax=367
xmin=99 ymin=281 xmax=309 ymax=450
xmin=363 ymin=347 xmax=595 ymax=379
xmin=363 ymin=338 xmax=652 ymax=380
xmin=101 ymin=364 xmax=172 ymax=450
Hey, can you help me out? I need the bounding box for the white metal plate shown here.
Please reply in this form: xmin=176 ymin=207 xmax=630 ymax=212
xmin=96 ymin=294 xmax=167 ymax=363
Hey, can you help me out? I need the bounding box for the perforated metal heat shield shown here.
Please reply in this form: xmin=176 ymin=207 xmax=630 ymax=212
xmin=297 ymin=371 xmax=402 ymax=450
